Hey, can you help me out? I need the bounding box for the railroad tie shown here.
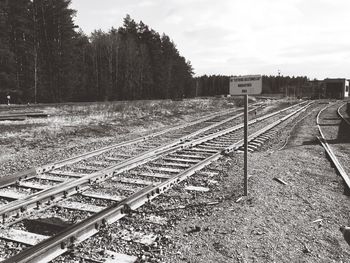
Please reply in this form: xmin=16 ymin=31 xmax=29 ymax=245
xmin=81 ymin=192 xmax=125 ymax=202
xmin=17 ymin=181 xmax=48 ymax=190
xmin=145 ymin=166 xmax=182 ymax=174
xmin=156 ymin=162 xmax=190 ymax=168
xmin=48 ymin=170 xmax=87 ymax=178
xmin=57 ymin=201 xmax=105 ymax=213
xmin=0 ymin=228 xmax=49 ymax=246
xmin=115 ymin=177 xmax=155 ymax=186
xmin=163 ymin=157 xmax=199 ymax=164
xmin=0 ymin=189 xmax=27 ymax=200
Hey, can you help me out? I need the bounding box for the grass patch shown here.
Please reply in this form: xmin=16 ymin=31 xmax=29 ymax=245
xmin=0 ymin=98 xmax=242 ymax=150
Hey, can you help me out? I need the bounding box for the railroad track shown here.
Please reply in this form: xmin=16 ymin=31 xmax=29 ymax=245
xmin=338 ymin=102 xmax=350 ymax=126
xmin=0 ymin=103 xmax=271 ymax=189
xmin=316 ymin=101 xmax=350 ymax=191
xmin=0 ymin=104 xmax=263 ymax=187
xmin=0 ymin=101 xmax=311 ymax=262
xmin=0 ymin=102 xmax=301 ymax=222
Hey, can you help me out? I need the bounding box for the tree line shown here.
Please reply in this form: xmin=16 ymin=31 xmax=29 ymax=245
xmin=0 ymin=0 xmax=193 ymax=103
xmin=262 ymin=75 xmax=308 ymax=94
xmin=0 ymin=0 xmax=310 ymax=103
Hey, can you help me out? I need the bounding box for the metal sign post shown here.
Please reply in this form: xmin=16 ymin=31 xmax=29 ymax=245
xmin=244 ymin=94 xmax=248 ymax=196
xmin=229 ymin=75 xmax=262 ymax=196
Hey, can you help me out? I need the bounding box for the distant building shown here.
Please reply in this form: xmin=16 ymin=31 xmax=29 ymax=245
xmin=323 ymin=78 xmax=349 ymax=99
xmin=301 ymin=78 xmax=349 ymax=99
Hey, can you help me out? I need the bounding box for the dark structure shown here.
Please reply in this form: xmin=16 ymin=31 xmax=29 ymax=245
xmin=301 ymin=78 xmax=349 ymax=99
xmin=300 ymin=80 xmax=325 ymax=99
xmin=323 ymin=79 xmax=349 ymax=99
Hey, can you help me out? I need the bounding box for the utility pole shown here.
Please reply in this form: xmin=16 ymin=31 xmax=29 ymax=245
xmin=244 ymin=94 xmax=248 ymax=196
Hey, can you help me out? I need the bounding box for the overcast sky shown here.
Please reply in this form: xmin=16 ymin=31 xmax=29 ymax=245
xmin=71 ymin=0 xmax=350 ymax=79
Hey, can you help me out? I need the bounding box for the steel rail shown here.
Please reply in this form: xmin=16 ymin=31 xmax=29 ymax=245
xmin=0 ymin=106 xmax=252 ymax=188
xmin=316 ymin=103 xmax=350 ymax=189
xmin=186 ymin=101 xmax=308 ymax=150
xmin=0 ymin=101 xmax=307 ymax=222
xmin=337 ymin=102 xmax=350 ymax=126
xmin=2 ymin=101 xmax=310 ymax=263
xmin=225 ymin=102 xmax=313 ymax=153
xmin=0 ymin=104 xmax=262 ymax=192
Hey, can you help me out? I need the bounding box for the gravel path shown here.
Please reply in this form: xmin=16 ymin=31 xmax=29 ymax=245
xmin=148 ymin=102 xmax=350 ymax=262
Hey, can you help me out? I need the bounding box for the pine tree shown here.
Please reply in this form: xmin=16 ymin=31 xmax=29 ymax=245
xmin=33 ymin=0 xmax=77 ymax=102
xmin=6 ymin=0 xmax=33 ymax=102
xmin=0 ymin=0 xmax=20 ymax=102
xmin=1 ymin=9 xmax=196 ymax=103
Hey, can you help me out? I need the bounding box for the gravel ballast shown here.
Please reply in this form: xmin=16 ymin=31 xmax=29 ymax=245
xmin=2 ymin=99 xmax=350 ymax=262
xmin=159 ymin=102 xmax=350 ymax=262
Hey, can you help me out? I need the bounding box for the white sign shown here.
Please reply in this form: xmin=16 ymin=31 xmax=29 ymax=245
xmin=229 ymin=75 xmax=262 ymax=95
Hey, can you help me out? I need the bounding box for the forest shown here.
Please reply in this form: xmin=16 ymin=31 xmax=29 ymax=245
xmin=0 ymin=0 xmax=309 ymax=104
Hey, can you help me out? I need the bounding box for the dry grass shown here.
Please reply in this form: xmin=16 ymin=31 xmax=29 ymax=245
xmin=0 ymin=97 xmax=243 ymax=151
xmin=0 ymin=97 xmax=246 ymax=178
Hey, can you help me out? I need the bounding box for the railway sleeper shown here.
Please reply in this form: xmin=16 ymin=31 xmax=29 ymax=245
xmin=0 ymin=190 xmax=27 ymax=201
xmin=80 ymin=192 xmax=125 ymax=202
xmin=237 ymin=143 xmax=260 ymax=152
xmin=252 ymin=138 xmax=265 ymax=144
xmin=162 ymin=157 xmax=200 ymax=164
xmin=36 ymin=174 xmax=68 ymax=183
xmin=48 ymin=170 xmax=87 ymax=178
xmin=0 ymin=228 xmax=49 ymax=246
xmin=255 ymin=135 xmax=270 ymax=140
xmin=144 ymin=166 xmax=182 ymax=174
xmin=0 ymin=184 xmax=90 ymax=223
xmin=247 ymin=145 xmax=259 ymax=151
xmin=57 ymin=201 xmax=105 ymax=213
xmin=167 ymin=153 xmax=205 ymax=160
xmin=114 ymin=177 xmax=155 ymax=186
xmin=212 ymin=139 xmax=234 ymax=144
xmin=17 ymin=181 xmax=51 ymax=191
xmin=73 ymin=166 xmax=100 ymax=172
xmin=203 ymin=141 xmax=229 ymax=146
xmin=182 ymin=148 xmax=218 ymax=154
xmin=197 ymin=144 xmax=224 ymax=150
xmin=133 ymin=172 xmax=172 ymax=180
xmin=249 ymin=141 xmax=262 ymax=147
xmin=107 ymin=183 xmax=145 ymax=193
xmin=152 ymin=161 xmax=190 ymax=168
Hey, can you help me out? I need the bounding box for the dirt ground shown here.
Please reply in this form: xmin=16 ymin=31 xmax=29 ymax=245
xmin=160 ymin=102 xmax=350 ymax=263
